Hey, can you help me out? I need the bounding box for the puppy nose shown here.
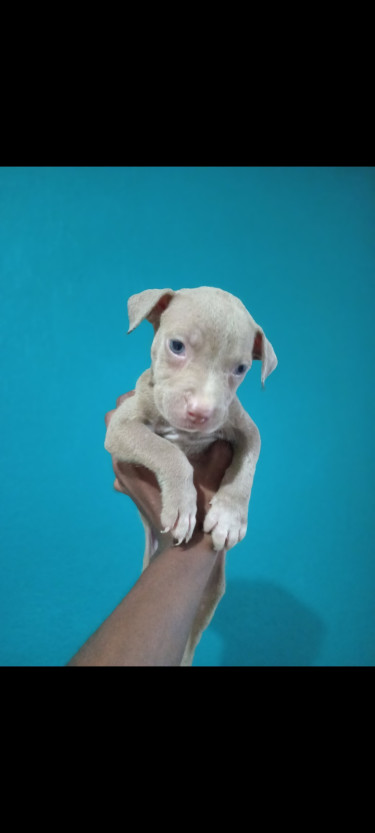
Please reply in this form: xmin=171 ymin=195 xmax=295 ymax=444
xmin=187 ymin=400 xmax=214 ymax=423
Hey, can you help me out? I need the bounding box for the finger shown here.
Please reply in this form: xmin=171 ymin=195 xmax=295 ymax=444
xmin=104 ymin=408 xmax=116 ymax=427
xmin=116 ymin=390 xmax=136 ymax=408
xmin=105 ymin=391 xmax=136 ymax=426
xmin=208 ymin=440 xmax=233 ymax=469
xmin=191 ymin=440 xmax=233 ymax=489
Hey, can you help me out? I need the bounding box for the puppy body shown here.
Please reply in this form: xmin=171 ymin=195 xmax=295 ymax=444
xmin=105 ymin=287 xmax=277 ymax=665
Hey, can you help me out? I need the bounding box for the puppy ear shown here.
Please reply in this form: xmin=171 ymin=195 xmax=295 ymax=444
xmin=127 ymin=289 xmax=175 ymax=334
xmin=252 ymin=329 xmax=278 ymax=386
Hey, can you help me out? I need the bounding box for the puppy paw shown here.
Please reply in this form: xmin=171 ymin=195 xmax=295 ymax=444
xmin=203 ymin=495 xmax=248 ymax=551
xmin=160 ymin=486 xmax=197 ymax=546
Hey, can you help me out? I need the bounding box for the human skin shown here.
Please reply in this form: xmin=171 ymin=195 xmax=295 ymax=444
xmin=66 ymin=393 xmax=233 ymax=666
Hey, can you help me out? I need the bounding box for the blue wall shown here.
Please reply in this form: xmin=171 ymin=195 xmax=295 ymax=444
xmin=1 ymin=166 xmax=374 ymax=666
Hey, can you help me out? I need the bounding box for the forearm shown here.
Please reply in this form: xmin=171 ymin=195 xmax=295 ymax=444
xmin=67 ymin=532 xmax=220 ymax=667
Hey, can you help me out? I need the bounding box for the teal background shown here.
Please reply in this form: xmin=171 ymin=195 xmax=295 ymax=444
xmin=1 ymin=166 xmax=374 ymax=666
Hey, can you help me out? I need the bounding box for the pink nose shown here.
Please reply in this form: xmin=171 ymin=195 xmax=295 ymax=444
xmin=187 ymin=401 xmax=213 ymax=423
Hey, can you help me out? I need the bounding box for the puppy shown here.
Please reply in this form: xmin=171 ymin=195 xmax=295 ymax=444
xmin=105 ymin=287 xmax=277 ymax=664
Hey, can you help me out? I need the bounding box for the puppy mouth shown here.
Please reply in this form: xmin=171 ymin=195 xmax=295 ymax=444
xmin=183 ymin=421 xmax=209 ymax=431
xmin=173 ymin=416 xmax=214 ymax=433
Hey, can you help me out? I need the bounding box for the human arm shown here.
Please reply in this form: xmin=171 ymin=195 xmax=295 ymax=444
xmin=67 ymin=394 xmax=233 ymax=666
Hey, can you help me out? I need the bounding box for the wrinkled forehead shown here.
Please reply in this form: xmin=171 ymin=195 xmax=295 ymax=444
xmin=161 ymin=288 xmax=255 ymax=356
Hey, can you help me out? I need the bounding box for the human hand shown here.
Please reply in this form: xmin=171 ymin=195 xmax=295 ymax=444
xmin=104 ymin=392 xmax=233 ymax=552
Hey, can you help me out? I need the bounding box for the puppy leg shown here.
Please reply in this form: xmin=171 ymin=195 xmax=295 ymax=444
xmin=105 ymin=401 xmax=197 ymax=545
xmin=204 ymin=411 xmax=261 ymax=552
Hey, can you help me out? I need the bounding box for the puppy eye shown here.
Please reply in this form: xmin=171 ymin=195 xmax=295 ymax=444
xmin=234 ymin=363 xmax=248 ymax=376
xmin=169 ymin=339 xmax=185 ymax=355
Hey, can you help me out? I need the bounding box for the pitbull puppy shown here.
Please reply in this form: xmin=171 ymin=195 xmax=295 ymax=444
xmin=104 ymin=286 xmax=277 ymax=664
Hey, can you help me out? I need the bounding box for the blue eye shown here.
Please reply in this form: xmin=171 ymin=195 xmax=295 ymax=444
xmin=234 ymin=364 xmax=247 ymax=376
xmin=169 ymin=339 xmax=185 ymax=355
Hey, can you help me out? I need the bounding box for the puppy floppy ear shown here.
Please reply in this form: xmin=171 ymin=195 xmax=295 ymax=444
xmin=127 ymin=289 xmax=175 ymax=334
xmin=252 ymin=328 xmax=278 ymax=387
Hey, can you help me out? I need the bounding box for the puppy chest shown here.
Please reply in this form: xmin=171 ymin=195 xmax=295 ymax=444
xmin=154 ymin=423 xmax=225 ymax=455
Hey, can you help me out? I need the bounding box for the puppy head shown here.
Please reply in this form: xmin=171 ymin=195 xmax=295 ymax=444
xmin=127 ymin=286 xmax=277 ymax=432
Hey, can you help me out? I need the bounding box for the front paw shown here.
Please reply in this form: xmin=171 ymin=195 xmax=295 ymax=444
xmin=160 ymin=485 xmax=197 ymax=546
xmin=203 ymin=493 xmax=248 ymax=551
